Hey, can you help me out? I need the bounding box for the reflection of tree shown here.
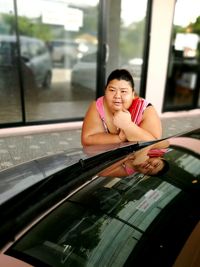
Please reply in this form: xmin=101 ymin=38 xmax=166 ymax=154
xmin=120 ymin=20 xmax=145 ymax=63
xmin=60 ymin=216 xmax=101 ymax=265
xmin=66 ymin=5 xmax=98 ymax=41
xmin=187 ymin=16 xmax=200 ymax=59
xmin=2 ymin=14 xmax=52 ymax=41
xmin=65 ymin=218 xmax=101 ymax=249
xmin=173 ymin=16 xmax=200 ymax=59
xmin=79 ymin=6 xmax=97 ymax=37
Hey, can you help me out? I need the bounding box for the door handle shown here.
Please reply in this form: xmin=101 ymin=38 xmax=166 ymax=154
xmin=103 ymin=43 xmax=109 ymax=63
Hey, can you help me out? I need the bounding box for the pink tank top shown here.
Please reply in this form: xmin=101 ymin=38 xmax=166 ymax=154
xmin=96 ymin=96 xmax=149 ymax=132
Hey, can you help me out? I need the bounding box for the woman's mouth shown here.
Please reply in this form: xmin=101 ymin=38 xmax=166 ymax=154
xmin=113 ymin=101 xmax=122 ymax=106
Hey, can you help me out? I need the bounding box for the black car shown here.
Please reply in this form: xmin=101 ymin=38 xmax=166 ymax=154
xmin=0 ymin=128 xmax=200 ymax=267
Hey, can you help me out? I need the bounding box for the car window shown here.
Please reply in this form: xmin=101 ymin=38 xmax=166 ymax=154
xmin=20 ymin=42 xmax=30 ymax=59
xmin=37 ymin=42 xmax=47 ymax=55
xmin=0 ymin=41 xmax=16 ymax=65
xmin=28 ymin=41 xmax=45 ymax=57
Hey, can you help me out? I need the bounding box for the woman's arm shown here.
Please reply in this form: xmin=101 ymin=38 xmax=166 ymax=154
xmin=113 ymin=106 xmax=162 ymax=142
xmin=81 ymin=101 xmax=126 ymax=146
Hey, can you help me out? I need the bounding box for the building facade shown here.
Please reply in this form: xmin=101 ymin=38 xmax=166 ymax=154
xmin=0 ymin=0 xmax=199 ymax=127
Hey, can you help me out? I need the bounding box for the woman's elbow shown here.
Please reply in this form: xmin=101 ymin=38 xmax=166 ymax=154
xmin=81 ymin=135 xmax=88 ymax=146
xmin=154 ymin=128 xmax=162 ymax=140
xmin=81 ymin=133 xmax=92 ymax=146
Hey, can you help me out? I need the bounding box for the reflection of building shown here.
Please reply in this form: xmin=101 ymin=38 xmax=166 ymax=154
xmin=174 ymin=33 xmax=199 ymax=58
xmin=87 ymin=174 xmax=181 ymax=266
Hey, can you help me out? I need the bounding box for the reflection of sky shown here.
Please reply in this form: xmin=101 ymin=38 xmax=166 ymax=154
xmin=1 ymin=0 xmax=98 ymax=17
xmin=174 ymin=0 xmax=200 ymax=26
xmin=121 ymin=0 xmax=148 ymax=26
xmin=1 ymin=0 xmax=199 ymax=27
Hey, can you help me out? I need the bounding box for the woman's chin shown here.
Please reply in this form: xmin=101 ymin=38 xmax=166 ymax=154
xmin=113 ymin=105 xmax=123 ymax=111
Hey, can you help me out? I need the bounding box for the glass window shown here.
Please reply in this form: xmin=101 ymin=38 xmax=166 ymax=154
xmin=15 ymin=0 xmax=99 ymax=122
xmin=0 ymin=0 xmax=23 ymax=124
xmin=106 ymin=0 xmax=148 ymax=95
xmin=0 ymin=0 xmax=150 ymax=125
xmin=164 ymin=0 xmax=200 ymax=111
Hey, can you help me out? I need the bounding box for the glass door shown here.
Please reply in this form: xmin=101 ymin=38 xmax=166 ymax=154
xmin=0 ymin=0 xmax=150 ymax=126
xmin=0 ymin=0 xmax=24 ymax=124
xmin=104 ymin=0 xmax=150 ymax=96
xmin=16 ymin=0 xmax=99 ymax=122
xmin=164 ymin=0 xmax=200 ymax=111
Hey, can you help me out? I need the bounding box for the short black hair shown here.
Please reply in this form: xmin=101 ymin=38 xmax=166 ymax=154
xmin=106 ymin=69 xmax=135 ymax=89
xmin=154 ymin=159 xmax=170 ymax=176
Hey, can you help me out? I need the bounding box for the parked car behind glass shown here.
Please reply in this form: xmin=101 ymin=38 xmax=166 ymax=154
xmin=0 ymin=35 xmax=52 ymax=89
xmin=50 ymin=39 xmax=96 ymax=68
xmin=50 ymin=39 xmax=81 ymax=67
xmin=0 ymin=128 xmax=200 ymax=267
xmin=71 ymin=53 xmax=142 ymax=92
xmin=71 ymin=51 xmax=97 ymax=90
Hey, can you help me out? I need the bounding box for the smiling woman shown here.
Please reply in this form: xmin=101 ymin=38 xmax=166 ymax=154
xmin=81 ymin=69 xmax=162 ymax=146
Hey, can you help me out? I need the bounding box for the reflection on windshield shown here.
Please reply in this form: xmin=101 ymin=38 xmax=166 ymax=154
xmin=100 ymin=140 xmax=170 ymax=178
xmin=10 ymin=174 xmax=180 ymax=267
xmin=8 ymin=138 xmax=200 ymax=267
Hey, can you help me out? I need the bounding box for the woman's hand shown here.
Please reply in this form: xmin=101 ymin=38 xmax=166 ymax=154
xmin=113 ymin=109 xmax=132 ymax=130
xmin=118 ymin=129 xmax=127 ymax=142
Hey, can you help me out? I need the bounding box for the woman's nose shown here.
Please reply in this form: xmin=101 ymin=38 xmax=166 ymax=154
xmin=114 ymin=89 xmax=121 ymax=97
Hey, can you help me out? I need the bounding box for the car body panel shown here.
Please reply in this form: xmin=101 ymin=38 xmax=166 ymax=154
xmin=0 ymin=148 xmax=88 ymax=205
xmin=0 ymin=254 xmax=32 ymax=267
xmin=173 ymin=221 xmax=200 ymax=267
xmin=0 ymin=128 xmax=200 ymax=267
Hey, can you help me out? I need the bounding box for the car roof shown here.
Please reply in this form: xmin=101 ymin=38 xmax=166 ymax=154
xmin=0 ymin=34 xmax=44 ymax=44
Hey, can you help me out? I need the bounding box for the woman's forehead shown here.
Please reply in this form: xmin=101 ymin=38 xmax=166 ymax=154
xmin=107 ymin=79 xmax=132 ymax=88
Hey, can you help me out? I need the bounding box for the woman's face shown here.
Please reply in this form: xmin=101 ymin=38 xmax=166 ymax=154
xmin=104 ymin=79 xmax=134 ymax=112
xmin=133 ymin=157 xmax=165 ymax=175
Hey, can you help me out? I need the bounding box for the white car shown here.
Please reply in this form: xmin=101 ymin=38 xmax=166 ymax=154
xmin=71 ymin=52 xmax=97 ymax=90
xmin=71 ymin=54 xmax=142 ymax=92
xmin=0 ymin=35 xmax=53 ymax=89
xmin=50 ymin=40 xmax=81 ymax=67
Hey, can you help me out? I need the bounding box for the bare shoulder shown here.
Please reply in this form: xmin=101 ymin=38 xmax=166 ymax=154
xmin=141 ymin=104 xmax=162 ymax=138
xmin=83 ymin=100 xmax=102 ymax=124
xmin=85 ymin=100 xmax=98 ymax=117
xmin=143 ymin=105 xmax=160 ymax=118
xmin=82 ymin=99 xmax=105 ymax=138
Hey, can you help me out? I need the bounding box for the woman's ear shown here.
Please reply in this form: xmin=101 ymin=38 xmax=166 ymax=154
xmin=132 ymin=91 xmax=136 ymax=98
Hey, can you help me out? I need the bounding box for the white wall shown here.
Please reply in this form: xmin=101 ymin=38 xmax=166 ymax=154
xmin=145 ymin=0 xmax=176 ymax=114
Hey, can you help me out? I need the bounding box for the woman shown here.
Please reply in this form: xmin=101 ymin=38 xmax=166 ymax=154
xmin=81 ymin=69 xmax=162 ymax=146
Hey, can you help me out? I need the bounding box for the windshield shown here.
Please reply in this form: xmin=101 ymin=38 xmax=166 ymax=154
xmin=7 ymin=139 xmax=200 ymax=267
xmin=8 ymin=177 xmax=181 ymax=267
